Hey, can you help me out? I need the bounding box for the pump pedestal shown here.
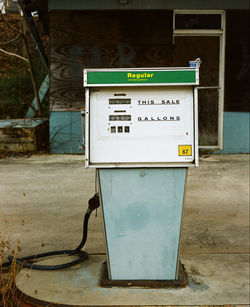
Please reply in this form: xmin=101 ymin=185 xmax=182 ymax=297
xmin=99 ymin=168 xmax=186 ymax=281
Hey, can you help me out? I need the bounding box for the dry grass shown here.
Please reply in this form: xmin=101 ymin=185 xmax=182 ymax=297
xmin=0 ymin=234 xmax=22 ymax=307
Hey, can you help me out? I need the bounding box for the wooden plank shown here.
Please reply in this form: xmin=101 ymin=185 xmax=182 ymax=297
xmin=0 ymin=119 xmax=49 ymax=152
xmin=49 ymin=10 xmax=173 ymax=111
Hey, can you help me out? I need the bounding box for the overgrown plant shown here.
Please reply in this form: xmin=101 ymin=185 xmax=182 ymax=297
xmin=0 ymin=3 xmax=48 ymax=119
xmin=0 ymin=234 xmax=22 ymax=306
xmin=0 ymin=65 xmax=33 ymax=119
xmin=0 ymin=60 xmax=48 ymax=119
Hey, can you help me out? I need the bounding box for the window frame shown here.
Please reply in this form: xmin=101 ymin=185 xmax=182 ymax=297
xmin=173 ymin=10 xmax=226 ymax=149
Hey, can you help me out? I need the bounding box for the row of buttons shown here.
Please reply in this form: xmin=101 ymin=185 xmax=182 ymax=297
xmin=111 ymin=126 xmax=130 ymax=133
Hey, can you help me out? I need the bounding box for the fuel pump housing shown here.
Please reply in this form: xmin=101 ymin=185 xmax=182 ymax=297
xmin=84 ymin=67 xmax=199 ymax=285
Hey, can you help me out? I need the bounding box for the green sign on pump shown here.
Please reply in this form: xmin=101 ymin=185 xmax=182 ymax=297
xmin=84 ymin=68 xmax=198 ymax=87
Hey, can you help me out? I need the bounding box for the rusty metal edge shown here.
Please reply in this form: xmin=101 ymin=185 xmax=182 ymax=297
xmin=100 ymin=260 xmax=187 ymax=288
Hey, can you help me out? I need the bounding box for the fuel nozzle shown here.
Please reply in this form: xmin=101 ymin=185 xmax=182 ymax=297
xmin=87 ymin=193 xmax=100 ymax=214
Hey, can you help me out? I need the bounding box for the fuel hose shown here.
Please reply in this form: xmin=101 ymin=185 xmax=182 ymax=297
xmin=2 ymin=193 xmax=100 ymax=270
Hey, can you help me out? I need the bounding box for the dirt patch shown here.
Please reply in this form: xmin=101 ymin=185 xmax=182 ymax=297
xmin=185 ymin=264 xmax=209 ymax=292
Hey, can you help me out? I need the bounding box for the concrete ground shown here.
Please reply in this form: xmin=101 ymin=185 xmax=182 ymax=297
xmin=0 ymin=154 xmax=249 ymax=306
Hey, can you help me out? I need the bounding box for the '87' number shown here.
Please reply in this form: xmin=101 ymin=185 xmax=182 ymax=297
xmin=182 ymin=149 xmax=189 ymax=155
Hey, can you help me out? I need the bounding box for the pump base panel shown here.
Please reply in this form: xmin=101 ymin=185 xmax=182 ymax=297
xmin=100 ymin=261 xmax=187 ymax=288
xmin=99 ymin=168 xmax=186 ymax=280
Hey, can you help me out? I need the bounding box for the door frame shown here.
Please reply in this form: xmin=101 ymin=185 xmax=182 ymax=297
xmin=173 ymin=10 xmax=226 ymax=149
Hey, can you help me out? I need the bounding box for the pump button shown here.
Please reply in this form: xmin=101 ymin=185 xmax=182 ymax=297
xmin=124 ymin=126 xmax=130 ymax=133
xmin=111 ymin=126 xmax=116 ymax=133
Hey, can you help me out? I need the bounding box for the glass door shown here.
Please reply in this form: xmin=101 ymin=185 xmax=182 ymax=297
xmin=173 ymin=11 xmax=226 ymax=149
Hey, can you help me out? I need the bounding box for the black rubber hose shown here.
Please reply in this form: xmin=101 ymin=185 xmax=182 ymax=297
xmin=2 ymin=193 xmax=100 ymax=270
xmin=6 ymin=250 xmax=88 ymax=270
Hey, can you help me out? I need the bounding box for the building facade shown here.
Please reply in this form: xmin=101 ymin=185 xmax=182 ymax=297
xmin=48 ymin=0 xmax=250 ymax=154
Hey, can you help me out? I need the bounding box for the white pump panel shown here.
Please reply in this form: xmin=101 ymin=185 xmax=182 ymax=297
xmin=89 ymin=86 xmax=195 ymax=166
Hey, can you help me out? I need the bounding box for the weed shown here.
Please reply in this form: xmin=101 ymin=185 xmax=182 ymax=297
xmin=0 ymin=236 xmax=22 ymax=306
xmin=0 ymin=62 xmax=48 ymax=120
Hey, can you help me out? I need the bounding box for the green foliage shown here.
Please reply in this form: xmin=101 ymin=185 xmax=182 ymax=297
xmin=0 ymin=66 xmax=32 ymax=119
xmin=0 ymin=57 xmax=48 ymax=120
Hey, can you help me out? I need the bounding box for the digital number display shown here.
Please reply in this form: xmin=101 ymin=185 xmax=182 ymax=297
xmin=109 ymin=115 xmax=131 ymax=121
xmin=109 ymin=99 xmax=131 ymax=105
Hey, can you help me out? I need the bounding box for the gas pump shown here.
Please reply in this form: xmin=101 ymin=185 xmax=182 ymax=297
xmin=84 ymin=67 xmax=199 ymax=286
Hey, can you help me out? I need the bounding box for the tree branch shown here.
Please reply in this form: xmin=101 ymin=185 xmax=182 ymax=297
xmin=22 ymin=25 xmax=42 ymax=117
xmin=0 ymin=33 xmax=21 ymax=45
xmin=0 ymin=9 xmax=22 ymax=35
xmin=0 ymin=48 xmax=28 ymax=61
